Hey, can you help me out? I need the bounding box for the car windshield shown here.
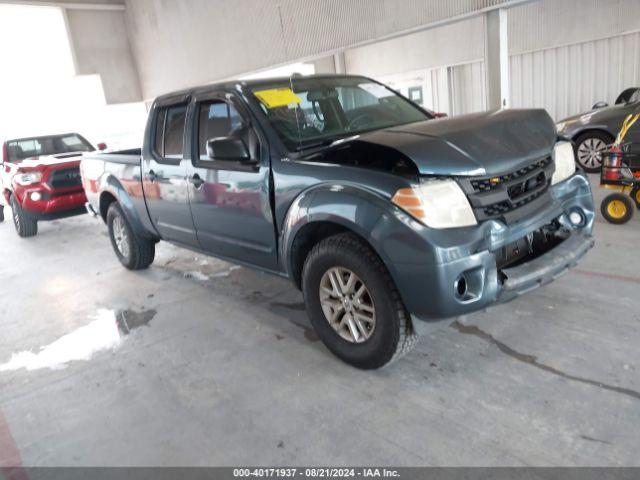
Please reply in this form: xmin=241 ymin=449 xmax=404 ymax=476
xmin=249 ymin=76 xmax=431 ymax=151
xmin=5 ymin=134 xmax=94 ymax=162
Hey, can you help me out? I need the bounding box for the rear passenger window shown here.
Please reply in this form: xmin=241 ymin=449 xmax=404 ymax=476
xmin=164 ymin=105 xmax=187 ymax=158
xmin=153 ymin=109 xmax=166 ymax=157
xmin=198 ymin=101 xmax=242 ymax=160
xmin=153 ymin=104 xmax=186 ymax=160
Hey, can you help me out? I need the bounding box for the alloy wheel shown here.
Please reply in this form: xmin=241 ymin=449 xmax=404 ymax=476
xmin=319 ymin=267 xmax=376 ymax=343
xmin=577 ymin=137 xmax=607 ymax=170
xmin=112 ymin=216 xmax=130 ymax=258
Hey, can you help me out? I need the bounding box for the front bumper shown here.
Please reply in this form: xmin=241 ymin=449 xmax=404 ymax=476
xmin=391 ymin=173 xmax=594 ymax=329
xmin=20 ymin=188 xmax=87 ymax=220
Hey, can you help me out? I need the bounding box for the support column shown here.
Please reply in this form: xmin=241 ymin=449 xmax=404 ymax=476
xmin=484 ymin=8 xmax=510 ymax=110
xmin=333 ymin=52 xmax=346 ymax=75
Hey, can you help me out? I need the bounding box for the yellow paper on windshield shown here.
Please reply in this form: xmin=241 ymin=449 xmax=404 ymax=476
xmin=254 ymin=88 xmax=302 ymax=108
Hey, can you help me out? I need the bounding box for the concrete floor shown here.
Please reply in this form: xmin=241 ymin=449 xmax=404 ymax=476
xmin=0 ymin=175 xmax=638 ymax=467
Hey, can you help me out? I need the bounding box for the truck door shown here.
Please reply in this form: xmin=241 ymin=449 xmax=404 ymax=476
xmin=186 ymin=91 xmax=278 ymax=271
xmin=142 ymin=101 xmax=199 ymax=247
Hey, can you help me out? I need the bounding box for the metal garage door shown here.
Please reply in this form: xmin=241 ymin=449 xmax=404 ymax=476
xmin=510 ymin=31 xmax=640 ymax=121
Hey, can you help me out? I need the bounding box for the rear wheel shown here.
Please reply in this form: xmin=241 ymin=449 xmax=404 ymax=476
xmin=11 ymin=196 xmax=38 ymax=237
xmin=574 ymin=131 xmax=612 ymax=173
xmin=107 ymin=203 xmax=155 ymax=270
xmin=301 ymin=233 xmax=417 ymax=369
xmin=631 ymin=187 xmax=640 ymax=209
xmin=601 ymin=193 xmax=634 ymax=224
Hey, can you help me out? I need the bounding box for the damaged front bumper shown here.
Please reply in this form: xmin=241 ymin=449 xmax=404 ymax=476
xmin=392 ymin=173 xmax=595 ymax=333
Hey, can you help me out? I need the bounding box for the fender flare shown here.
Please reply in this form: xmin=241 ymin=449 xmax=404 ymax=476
xmin=98 ymin=174 xmax=158 ymax=241
xmin=568 ymin=125 xmax=615 ymax=142
xmin=279 ymin=182 xmax=424 ymax=289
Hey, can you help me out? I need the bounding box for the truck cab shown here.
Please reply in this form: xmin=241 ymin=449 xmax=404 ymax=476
xmin=1 ymin=133 xmax=104 ymax=237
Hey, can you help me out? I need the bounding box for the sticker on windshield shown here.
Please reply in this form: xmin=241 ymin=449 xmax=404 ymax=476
xmin=253 ymin=88 xmax=302 ymax=109
xmin=359 ymin=83 xmax=394 ymax=99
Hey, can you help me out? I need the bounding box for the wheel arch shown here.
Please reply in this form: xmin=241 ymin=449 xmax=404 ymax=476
xmin=98 ymin=175 xmax=158 ymax=241
xmin=572 ymin=127 xmax=615 ymax=143
xmin=280 ymin=183 xmax=408 ymax=291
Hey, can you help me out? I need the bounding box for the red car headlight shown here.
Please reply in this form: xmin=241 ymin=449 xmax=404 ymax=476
xmin=13 ymin=172 xmax=43 ymax=186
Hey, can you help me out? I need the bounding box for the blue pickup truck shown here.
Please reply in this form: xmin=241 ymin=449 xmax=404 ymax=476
xmin=81 ymin=75 xmax=594 ymax=369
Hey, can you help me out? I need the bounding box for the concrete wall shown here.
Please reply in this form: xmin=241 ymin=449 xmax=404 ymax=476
xmin=343 ymin=16 xmax=485 ymax=77
xmin=65 ymin=8 xmax=141 ymax=103
xmin=122 ymin=0 xmax=520 ymax=99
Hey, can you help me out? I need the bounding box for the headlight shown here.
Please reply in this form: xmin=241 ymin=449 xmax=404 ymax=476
xmin=551 ymin=141 xmax=576 ymax=185
xmin=13 ymin=172 xmax=43 ymax=186
xmin=392 ymin=178 xmax=477 ymax=229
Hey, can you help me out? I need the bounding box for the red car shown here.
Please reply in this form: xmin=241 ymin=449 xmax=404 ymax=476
xmin=0 ymin=133 xmax=105 ymax=237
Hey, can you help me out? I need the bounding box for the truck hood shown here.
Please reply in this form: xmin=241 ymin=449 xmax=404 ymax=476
xmin=353 ymin=109 xmax=557 ymax=177
xmin=14 ymin=152 xmax=85 ymax=169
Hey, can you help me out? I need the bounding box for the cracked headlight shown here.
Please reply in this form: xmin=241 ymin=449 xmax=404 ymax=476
xmin=392 ymin=178 xmax=477 ymax=229
xmin=551 ymin=141 xmax=576 ymax=185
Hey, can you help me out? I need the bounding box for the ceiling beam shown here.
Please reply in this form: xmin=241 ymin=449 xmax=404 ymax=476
xmin=0 ymin=0 xmax=124 ymax=11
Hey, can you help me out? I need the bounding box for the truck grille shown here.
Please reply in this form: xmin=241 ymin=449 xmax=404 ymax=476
xmin=459 ymin=156 xmax=555 ymax=224
xmin=47 ymin=167 xmax=82 ymax=190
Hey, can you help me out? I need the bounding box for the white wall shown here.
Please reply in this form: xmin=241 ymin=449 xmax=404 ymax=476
xmin=343 ymin=16 xmax=484 ymax=78
xmin=66 ymin=9 xmax=141 ymax=104
xmin=508 ymin=0 xmax=640 ymax=120
xmin=122 ymin=0 xmax=518 ymax=99
xmin=342 ymin=0 xmax=640 ymax=119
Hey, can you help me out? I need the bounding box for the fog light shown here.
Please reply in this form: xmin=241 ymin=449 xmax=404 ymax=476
xmin=454 ymin=275 xmax=468 ymax=298
xmin=569 ymin=209 xmax=585 ymax=227
xmin=30 ymin=192 xmax=42 ymax=202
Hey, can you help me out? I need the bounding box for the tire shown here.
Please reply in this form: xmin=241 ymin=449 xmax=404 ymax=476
xmin=600 ymin=193 xmax=634 ymax=224
xmin=631 ymin=187 xmax=640 ymax=209
xmin=0 ymin=206 xmax=4 ymax=223
xmin=107 ymin=202 xmax=155 ymax=270
xmin=11 ymin=195 xmax=38 ymax=237
xmin=574 ymin=131 xmax=613 ymax=173
xmin=301 ymin=232 xmax=418 ymax=369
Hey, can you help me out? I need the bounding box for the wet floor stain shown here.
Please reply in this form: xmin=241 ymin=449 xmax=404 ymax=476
xmin=0 ymin=308 xmax=154 ymax=372
xmin=579 ymin=435 xmax=612 ymax=445
xmin=116 ymin=309 xmax=156 ymax=335
xmin=271 ymin=301 xmax=306 ymax=311
xmin=451 ymin=321 xmax=640 ymax=402
xmin=288 ymin=318 xmax=319 ymax=343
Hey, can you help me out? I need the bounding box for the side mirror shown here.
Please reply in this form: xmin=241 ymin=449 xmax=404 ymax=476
xmin=206 ymin=136 xmax=250 ymax=162
xmin=97 ymin=142 xmax=107 ymax=151
xmin=592 ymin=101 xmax=608 ymax=109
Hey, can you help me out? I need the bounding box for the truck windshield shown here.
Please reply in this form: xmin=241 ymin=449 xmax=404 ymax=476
xmin=5 ymin=134 xmax=94 ymax=162
xmin=249 ymin=76 xmax=431 ymax=152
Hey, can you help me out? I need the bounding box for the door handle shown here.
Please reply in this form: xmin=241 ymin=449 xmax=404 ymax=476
xmin=190 ymin=173 xmax=205 ymax=189
xmin=148 ymin=169 xmax=157 ymax=182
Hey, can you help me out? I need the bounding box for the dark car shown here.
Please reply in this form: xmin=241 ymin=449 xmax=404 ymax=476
xmin=81 ymin=75 xmax=594 ymax=369
xmin=556 ymin=87 xmax=640 ymax=172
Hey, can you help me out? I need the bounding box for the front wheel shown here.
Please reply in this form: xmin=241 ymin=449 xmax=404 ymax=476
xmin=107 ymin=203 xmax=155 ymax=270
xmin=574 ymin=132 xmax=612 ymax=173
xmin=11 ymin=196 xmax=38 ymax=237
xmin=601 ymin=193 xmax=634 ymax=224
xmin=302 ymin=233 xmax=417 ymax=369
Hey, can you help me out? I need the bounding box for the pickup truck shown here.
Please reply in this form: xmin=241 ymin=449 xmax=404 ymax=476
xmin=81 ymin=74 xmax=595 ymax=369
xmin=1 ymin=133 xmax=105 ymax=237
